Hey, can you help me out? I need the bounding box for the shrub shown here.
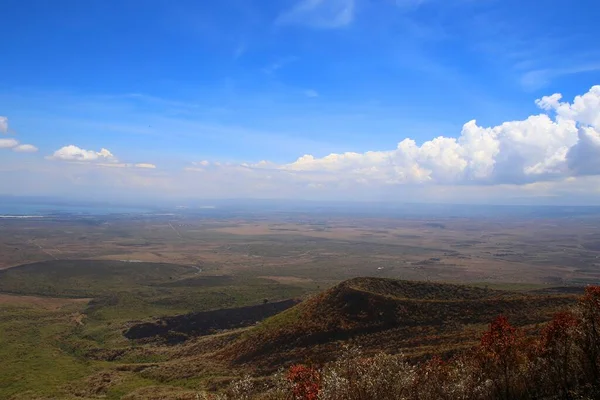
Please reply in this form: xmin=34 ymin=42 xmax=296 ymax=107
xmin=287 ymin=365 xmax=321 ymax=400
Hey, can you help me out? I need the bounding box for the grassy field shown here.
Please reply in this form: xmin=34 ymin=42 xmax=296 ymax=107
xmin=0 ymin=300 xmax=93 ymax=399
xmin=0 ymin=260 xmax=311 ymax=399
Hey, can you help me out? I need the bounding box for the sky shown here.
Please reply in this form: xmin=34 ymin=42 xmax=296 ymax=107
xmin=1 ymin=0 xmax=600 ymax=204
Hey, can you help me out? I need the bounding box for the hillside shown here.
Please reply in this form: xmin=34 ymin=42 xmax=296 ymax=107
xmin=223 ymin=277 xmax=578 ymax=369
xmin=124 ymin=299 xmax=300 ymax=343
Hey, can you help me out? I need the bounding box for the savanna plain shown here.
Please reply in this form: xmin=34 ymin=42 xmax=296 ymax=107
xmin=1 ymin=207 xmax=599 ymax=399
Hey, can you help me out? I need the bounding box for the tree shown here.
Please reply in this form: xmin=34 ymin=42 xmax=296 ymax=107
xmin=539 ymin=311 xmax=580 ymax=397
xmin=479 ymin=315 xmax=522 ymax=399
xmin=577 ymin=286 xmax=600 ymax=386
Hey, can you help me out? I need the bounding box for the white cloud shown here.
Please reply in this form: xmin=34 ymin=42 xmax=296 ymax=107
xmin=536 ymin=85 xmax=600 ymax=128
xmin=0 ymin=116 xmax=40 ymax=153
xmin=304 ymin=89 xmax=319 ymax=98
xmin=7 ymin=86 xmax=600 ymax=203
xmin=0 ymin=116 xmax=8 ymax=134
xmin=185 ymin=161 xmax=211 ymax=172
xmin=47 ymin=145 xmax=155 ymax=170
xmin=0 ymin=138 xmax=18 ymax=149
xmin=48 ymin=145 xmax=118 ymax=162
xmin=12 ymin=144 xmax=38 ymax=153
xmin=134 ymin=163 xmax=157 ymax=169
xmin=566 ymin=127 xmax=600 ymax=175
xmin=276 ymin=0 xmax=355 ymax=29
xmin=182 ymin=85 xmax=600 ymax=188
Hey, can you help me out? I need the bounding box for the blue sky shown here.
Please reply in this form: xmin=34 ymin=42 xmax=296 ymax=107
xmin=1 ymin=0 xmax=600 ymax=203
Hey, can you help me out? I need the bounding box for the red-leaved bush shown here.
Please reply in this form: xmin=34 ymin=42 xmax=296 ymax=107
xmin=287 ymin=364 xmax=321 ymax=400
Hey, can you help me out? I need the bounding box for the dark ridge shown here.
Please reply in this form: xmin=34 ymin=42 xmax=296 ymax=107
xmin=124 ymin=299 xmax=300 ymax=341
xmin=223 ymin=277 xmax=578 ymax=368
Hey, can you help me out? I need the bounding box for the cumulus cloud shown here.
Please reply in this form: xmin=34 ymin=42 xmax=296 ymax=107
xmin=0 ymin=138 xmax=18 ymax=149
xmin=48 ymin=145 xmax=117 ymax=162
xmin=276 ymin=0 xmax=355 ymax=29
xmin=0 ymin=116 xmax=8 ymax=134
xmin=47 ymin=145 xmax=155 ymax=169
xmin=183 ymin=85 xmax=600 ymax=188
xmin=12 ymin=144 xmax=39 ymax=153
xmin=271 ymin=86 xmax=600 ymax=185
xmin=0 ymin=116 xmax=39 ymax=153
xmin=7 ymin=86 xmax=600 ymax=202
xmin=536 ymin=86 xmax=600 ymax=128
xmin=566 ymin=127 xmax=600 ymax=175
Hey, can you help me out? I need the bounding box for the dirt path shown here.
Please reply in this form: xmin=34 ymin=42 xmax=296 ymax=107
xmin=168 ymin=222 xmax=183 ymax=239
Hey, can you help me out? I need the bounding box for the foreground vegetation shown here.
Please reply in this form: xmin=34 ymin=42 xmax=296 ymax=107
xmin=213 ymin=286 xmax=600 ymax=399
xmin=0 ymin=260 xmax=591 ymax=399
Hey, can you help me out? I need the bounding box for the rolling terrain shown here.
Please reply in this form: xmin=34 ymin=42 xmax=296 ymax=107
xmin=223 ymin=277 xmax=578 ymax=369
xmin=0 ymin=260 xmax=309 ymax=399
xmin=0 ymin=258 xmax=581 ymax=399
xmin=1 ymin=210 xmax=599 ymax=398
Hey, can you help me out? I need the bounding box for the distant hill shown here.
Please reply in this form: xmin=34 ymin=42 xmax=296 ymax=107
xmin=222 ymin=277 xmax=577 ymax=369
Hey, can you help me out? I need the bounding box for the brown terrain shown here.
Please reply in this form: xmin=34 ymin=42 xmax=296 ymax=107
xmin=1 ymin=210 xmax=600 ymax=399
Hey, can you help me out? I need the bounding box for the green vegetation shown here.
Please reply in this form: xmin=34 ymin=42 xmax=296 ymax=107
xmin=0 ymin=302 xmax=94 ymax=399
xmin=0 ymin=260 xmax=195 ymax=297
xmin=0 ymin=260 xmax=308 ymax=321
xmin=0 ymin=260 xmax=310 ymax=399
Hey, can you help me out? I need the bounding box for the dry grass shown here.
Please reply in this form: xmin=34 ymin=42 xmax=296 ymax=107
xmin=0 ymin=293 xmax=90 ymax=310
xmin=2 ymin=214 xmax=600 ymax=285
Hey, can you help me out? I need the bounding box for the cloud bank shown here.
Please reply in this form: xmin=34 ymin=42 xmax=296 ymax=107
xmin=184 ymin=86 xmax=600 ymax=191
xmin=4 ymin=86 xmax=600 ymax=204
